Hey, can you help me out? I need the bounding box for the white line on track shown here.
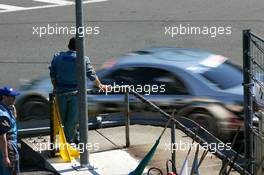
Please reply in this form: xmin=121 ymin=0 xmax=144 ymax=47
xmin=33 ymin=0 xmax=73 ymax=5
xmin=0 ymin=0 xmax=108 ymax=13
xmin=0 ymin=4 xmax=26 ymax=11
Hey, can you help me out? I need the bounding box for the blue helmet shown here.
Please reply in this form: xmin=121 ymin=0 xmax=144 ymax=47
xmin=0 ymin=86 xmax=20 ymax=97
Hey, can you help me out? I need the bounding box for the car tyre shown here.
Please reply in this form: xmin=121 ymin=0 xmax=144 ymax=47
xmin=188 ymin=112 xmax=219 ymax=138
xmin=18 ymin=97 xmax=49 ymax=121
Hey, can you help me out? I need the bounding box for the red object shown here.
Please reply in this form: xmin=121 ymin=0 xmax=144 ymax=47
xmin=167 ymin=172 xmax=177 ymax=175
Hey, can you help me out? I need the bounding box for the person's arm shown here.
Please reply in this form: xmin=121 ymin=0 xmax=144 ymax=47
xmin=0 ymin=116 xmax=11 ymax=168
xmin=49 ymin=54 xmax=58 ymax=91
xmin=0 ymin=133 xmax=11 ymax=167
xmin=93 ymin=77 xmax=109 ymax=91
xmin=9 ymin=105 xmax=17 ymax=118
xmin=85 ymin=57 xmax=109 ymax=91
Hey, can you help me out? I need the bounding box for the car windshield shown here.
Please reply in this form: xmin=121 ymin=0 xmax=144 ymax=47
xmin=200 ymin=62 xmax=243 ymax=89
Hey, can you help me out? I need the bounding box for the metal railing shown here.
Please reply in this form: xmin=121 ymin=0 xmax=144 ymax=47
xmin=49 ymin=86 xmax=251 ymax=174
xmin=49 ymin=88 xmax=178 ymax=164
xmin=243 ymin=29 xmax=264 ymax=175
xmin=123 ymin=89 xmax=177 ymax=165
xmin=122 ymin=87 xmax=250 ymax=174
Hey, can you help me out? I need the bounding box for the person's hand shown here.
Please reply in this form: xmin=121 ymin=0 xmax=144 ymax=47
xmin=3 ymin=156 xmax=11 ymax=167
xmin=9 ymin=105 xmax=17 ymax=118
xmin=99 ymin=84 xmax=112 ymax=92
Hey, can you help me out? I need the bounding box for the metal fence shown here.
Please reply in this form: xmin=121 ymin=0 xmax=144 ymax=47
xmin=49 ymin=86 xmax=252 ymax=174
xmin=243 ymin=29 xmax=264 ymax=175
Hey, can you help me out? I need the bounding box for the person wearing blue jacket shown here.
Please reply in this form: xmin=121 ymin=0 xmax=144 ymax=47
xmin=49 ymin=37 xmax=108 ymax=143
xmin=0 ymin=86 xmax=20 ymax=175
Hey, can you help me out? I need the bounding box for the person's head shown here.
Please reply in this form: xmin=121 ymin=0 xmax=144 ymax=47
xmin=0 ymin=86 xmax=19 ymax=106
xmin=68 ymin=37 xmax=76 ymax=51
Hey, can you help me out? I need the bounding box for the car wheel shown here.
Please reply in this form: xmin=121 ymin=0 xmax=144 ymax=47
xmin=188 ymin=112 xmax=219 ymax=137
xmin=18 ymin=97 xmax=49 ymax=121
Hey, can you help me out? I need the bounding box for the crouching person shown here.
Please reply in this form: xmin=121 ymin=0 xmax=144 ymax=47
xmin=0 ymin=86 xmax=20 ymax=175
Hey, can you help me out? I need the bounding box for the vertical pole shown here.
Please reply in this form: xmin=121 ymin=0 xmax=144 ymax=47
xmin=75 ymin=0 xmax=89 ymax=166
xmin=261 ymin=112 xmax=264 ymax=174
xmin=171 ymin=120 xmax=176 ymax=168
xmin=125 ymin=91 xmax=130 ymax=147
xmin=243 ymin=29 xmax=253 ymax=173
xmin=256 ymin=111 xmax=263 ymax=175
xmin=49 ymin=93 xmax=55 ymax=157
xmin=221 ymin=160 xmax=227 ymax=175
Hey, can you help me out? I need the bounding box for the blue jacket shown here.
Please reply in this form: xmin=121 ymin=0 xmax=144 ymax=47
xmin=0 ymin=103 xmax=18 ymax=159
xmin=49 ymin=50 xmax=98 ymax=92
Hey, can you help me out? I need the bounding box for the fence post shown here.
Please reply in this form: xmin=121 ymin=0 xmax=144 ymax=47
xmin=261 ymin=112 xmax=264 ymax=175
xmin=254 ymin=111 xmax=264 ymax=175
xmin=171 ymin=119 xmax=176 ymax=168
xmin=243 ymin=29 xmax=253 ymax=174
xmin=125 ymin=90 xmax=130 ymax=147
xmin=49 ymin=93 xmax=55 ymax=157
xmin=256 ymin=111 xmax=264 ymax=175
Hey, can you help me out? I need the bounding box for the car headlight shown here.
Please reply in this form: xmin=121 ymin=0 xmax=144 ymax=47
xmin=225 ymin=104 xmax=243 ymax=112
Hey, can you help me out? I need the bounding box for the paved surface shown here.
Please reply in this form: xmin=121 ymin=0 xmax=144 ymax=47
xmin=0 ymin=0 xmax=263 ymax=87
xmin=45 ymin=150 xmax=147 ymax=175
xmin=20 ymin=168 xmax=55 ymax=175
xmin=22 ymin=125 xmax=240 ymax=175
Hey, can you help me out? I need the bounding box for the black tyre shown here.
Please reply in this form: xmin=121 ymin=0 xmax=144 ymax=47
xmin=188 ymin=112 xmax=219 ymax=137
xmin=18 ymin=97 xmax=49 ymax=121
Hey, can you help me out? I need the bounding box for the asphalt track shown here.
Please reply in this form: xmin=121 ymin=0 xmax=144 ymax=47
xmin=0 ymin=0 xmax=263 ymax=88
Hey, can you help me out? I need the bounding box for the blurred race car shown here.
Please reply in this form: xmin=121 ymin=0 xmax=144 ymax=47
xmin=16 ymin=47 xmax=244 ymax=141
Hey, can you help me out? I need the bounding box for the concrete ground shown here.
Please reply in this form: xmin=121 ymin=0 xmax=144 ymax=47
xmin=88 ymin=125 xmax=239 ymax=175
xmin=20 ymin=168 xmax=55 ymax=175
xmin=21 ymin=125 xmax=240 ymax=175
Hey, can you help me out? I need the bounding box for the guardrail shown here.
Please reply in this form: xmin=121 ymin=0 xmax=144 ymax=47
xmin=49 ymin=86 xmax=250 ymax=174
